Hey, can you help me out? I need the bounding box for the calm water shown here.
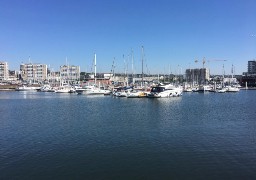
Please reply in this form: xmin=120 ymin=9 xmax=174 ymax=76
xmin=1 ymin=90 xmax=256 ymax=179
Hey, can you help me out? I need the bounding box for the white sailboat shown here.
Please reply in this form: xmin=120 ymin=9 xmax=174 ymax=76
xmin=55 ymin=82 xmax=75 ymax=93
xmin=76 ymin=54 xmax=111 ymax=95
xmin=55 ymin=58 xmax=76 ymax=93
xmin=77 ymin=84 xmax=111 ymax=95
xmin=226 ymin=64 xmax=240 ymax=92
xmin=226 ymin=86 xmax=239 ymax=92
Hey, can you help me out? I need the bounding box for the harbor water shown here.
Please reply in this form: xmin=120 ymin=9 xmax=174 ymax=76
xmin=1 ymin=91 xmax=256 ymax=179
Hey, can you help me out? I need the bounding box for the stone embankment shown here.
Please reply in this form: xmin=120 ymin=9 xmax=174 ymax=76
xmin=0 ymin=84 xmax=42 ymax=91
xmin=0 ymin=85 xmax=18 ymax=90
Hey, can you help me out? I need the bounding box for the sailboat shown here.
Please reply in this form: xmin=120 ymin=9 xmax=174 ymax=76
xmin=55 ymin=58 xmax=76 ymax=93
xmin=226 ymin=64 xmax=240 ymax=92
xmin=55 ymin=80 xmax=75 ymax=93
xmin=76 ymin=54 xmax=111 ymax=95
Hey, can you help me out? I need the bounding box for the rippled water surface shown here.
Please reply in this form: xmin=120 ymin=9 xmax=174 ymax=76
xmin=1 ymin=91 xmax=256 ymax=179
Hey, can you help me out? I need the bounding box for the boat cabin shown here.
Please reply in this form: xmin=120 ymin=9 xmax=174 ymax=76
xmin=150 ymin=86 xmax=165 ymax=93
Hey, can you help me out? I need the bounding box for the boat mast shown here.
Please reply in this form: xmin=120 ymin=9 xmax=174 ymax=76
xmin=231 ymin=64 xmax=234 ymax=79
xmin=123 ymin=54 xmax=125 ymax=86
xmin=112 ymin=58 xmax=115 ymax=84
xmin=66 ymin=57 xmax=69 ymax=85
xmin=141 ymin=46 xmax=144 ymax=86
xmin=127 ymin=55 xmax=129 ymax=86
xmin=131 ymin=49 xmax=134 ymax=79
xmin=169 ymin=64 xmax=171 ymax=83
xmin=222 ymin=64 xmax=225 ymax=87
xmin=94 ymin=53 xmax=96 ymax=85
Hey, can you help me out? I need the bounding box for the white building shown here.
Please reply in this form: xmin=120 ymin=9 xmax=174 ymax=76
xmin=60 ymin=65 xmax=80 ymax=83
xmin=0 ymin=61 xmax=9 ymax=81
xmin=20 ymin=63 xmax=47 ymax=83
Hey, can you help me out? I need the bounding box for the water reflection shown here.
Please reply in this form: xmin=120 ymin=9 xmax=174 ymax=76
xmin=0 ymin=91 xmax=78 ymax=99
xmin=1 ymin=90 xmax=256 ymax=179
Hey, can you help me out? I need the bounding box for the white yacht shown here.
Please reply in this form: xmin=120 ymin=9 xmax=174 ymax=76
xmin=76 ymin=85 xmax=111 ymax=95
xmin=76 ymin=54 xmax=111 ymax=95
xmin=55 ymin=85 xmax=75 ymax=93
xmin=226 ymin=86 xmax=240 ymax=92
xmin=183 ymin=87 xmax=193 ymax=92
xmin=198 ymin=85 xmax=212 ymax=92
xmin=126 ymin=90 xmax=139 ymax=98
xmin=215 ymin=88 xmax=227 ymax=93
xmin=147 ymin=85 xmax=182 ymax=98
xmin=15 ymin=85 xmax=40 ymax=91
xmin=38 ymin=84 xmax=55 ymax=92
xmin=126 ymin=90 xmax=148 ymax=98
xmin=115 ymin=91 xmax=127 ymax=97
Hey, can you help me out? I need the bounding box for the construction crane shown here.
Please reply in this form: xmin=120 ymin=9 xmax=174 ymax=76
xmin=195 ymin=58 xmax=227 ymax=68
xmin=208 ymin=59 xmax=228 ymax=63
xmin=208 ymin=59 xmax=227 ymax=61
xmin=194 ymin=57 xmax=206 ymax=68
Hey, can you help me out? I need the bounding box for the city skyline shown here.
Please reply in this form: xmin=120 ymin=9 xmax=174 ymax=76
xmin=0 ymin=0 xmax=255 ymax=75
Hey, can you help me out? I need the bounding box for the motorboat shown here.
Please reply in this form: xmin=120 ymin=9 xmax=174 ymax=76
xmin=183 ymin=87 xmax=193 ymax=92
xmin=215 ymin=88 xmax=227 ymax=93
xmin=38 ymin=84 xmax=55 ymax=92
xmin=55 ymin=85 xmax=75 ymax=93
xmin=76 ymin=54 xmax=111 ymax=95
xmin=115 ymin=91 xmax=127 ymax=97
xmin=226 ymin=86 xmax=240 ymax=92
xmin=76 ymin=85 xmax=111 ymax=95
xmin=126 ymin=90 xmax=139 ymax=98
xmin=147 ymin=85 xmax=182 ymax=98
xmin=198 ymin=85 xmax=212 ymax=92
xmin=15 ymin=85 xmax=40 ymax=91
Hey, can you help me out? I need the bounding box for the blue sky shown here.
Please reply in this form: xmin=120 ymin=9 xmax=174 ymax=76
xmin=0 ymin=0 xmax=255 ymax=75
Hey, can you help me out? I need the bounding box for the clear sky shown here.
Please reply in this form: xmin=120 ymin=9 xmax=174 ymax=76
xmin=0 ymin=0 xmax=255 ymax=75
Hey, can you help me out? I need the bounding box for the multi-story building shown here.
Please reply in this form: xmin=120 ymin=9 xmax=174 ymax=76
xmin=47 ymin=71 xmax=60 ymax=87
xmin=20 ymin=63 xmax=47 ymax=83
xmin=240 ymin=60 xmax=256 ymax=87
xmin=248 ymin=60 xmax=256 ymax=74
xmin=0 ymin=61 xmax=9 ymax=81
xmin=185 ymin=68 xmax=210 ymax=85
xmin=60 ymin=65 xmax=80 ymax=83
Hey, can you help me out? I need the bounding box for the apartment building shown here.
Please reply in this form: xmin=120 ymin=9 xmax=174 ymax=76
xmin=60 ymin=65 xmax=80 ymax=83
xmin=185 ymin=68 xmax=210 ymax=85
xmin=248 ymin=60 xmax=256 ymax=74
xmin=20 ymin=63 xmax=47 ymax=82
xmin=0 ymin=61 xmax=9 ymax=81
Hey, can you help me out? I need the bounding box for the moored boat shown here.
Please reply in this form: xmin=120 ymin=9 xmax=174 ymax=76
xmin=76 ymin=85 xmax=111 ymax=95
xmin=126 ymin=90 xmax=148 ymax=98
xmin=15 ymin=85 xmax=40 ymax=91
xmin=147 ymin=85 xmax=182 ymax=98
xmin=215 ymin=88 xmax=227 ymax=93
xmin=55 ymin=85 xmax=75 ymax=93
xmin=38 ymin=84 xmax=55 ymax=92
xmin=226 ymin=86 xmax=240 ymax=92
xmin=198 ymin=85 xmax=212 ymax=92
